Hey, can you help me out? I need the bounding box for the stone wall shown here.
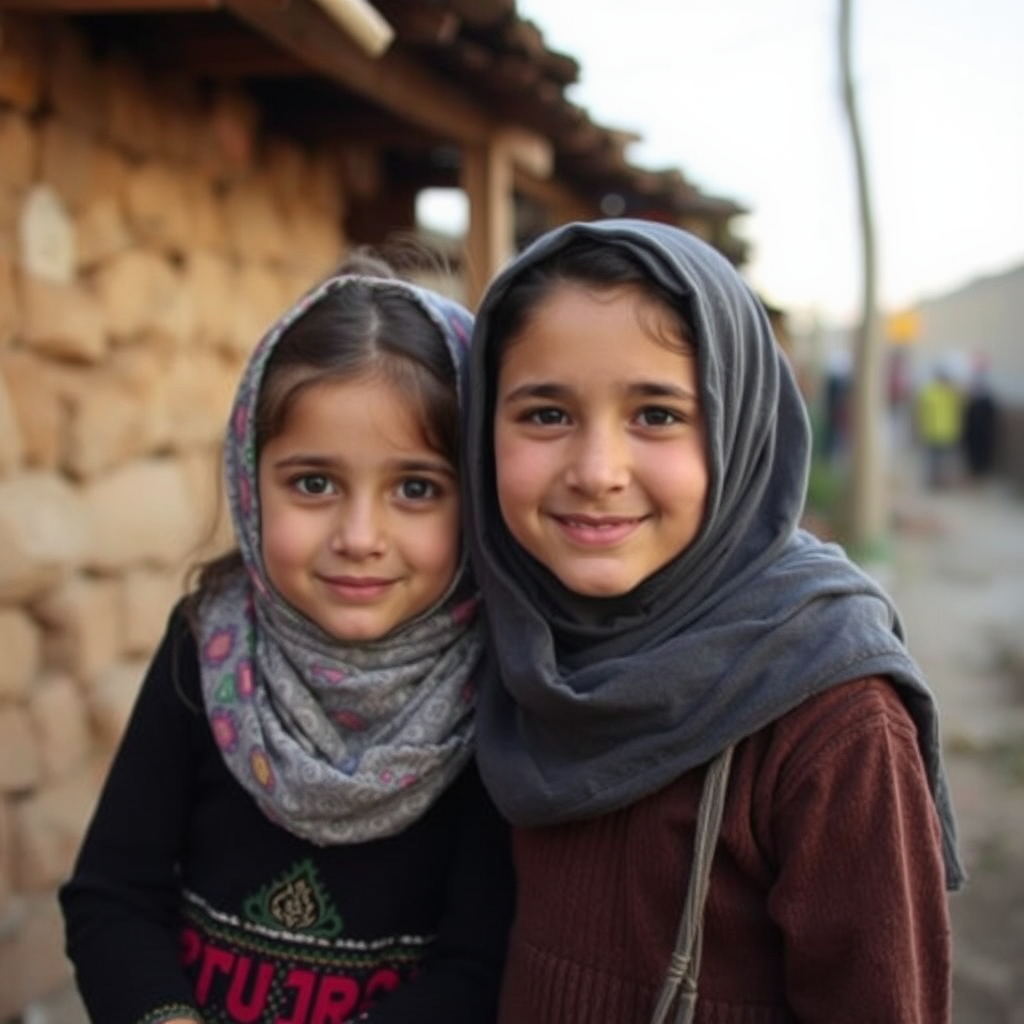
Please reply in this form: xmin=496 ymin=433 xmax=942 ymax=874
xmin=0 ymin=14 xmax=346 ymax=1019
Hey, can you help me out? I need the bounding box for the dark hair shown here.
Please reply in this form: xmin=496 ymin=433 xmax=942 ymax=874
xmin=187 ymin=253 xmax=457 ymax=613
xmin=487 ymin=238 xmax=694 ymax=373
xmin=256 ymin=267 xmax=457 ymax=465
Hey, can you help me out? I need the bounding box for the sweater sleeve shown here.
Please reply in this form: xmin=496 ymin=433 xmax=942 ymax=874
xmin=353 ymin=760 xmax=515 ymax=1024
xmin=766 ymin=678 xmax=952 ymax=1024
xmin=60 ymin=605 xmax=204 ymax=1024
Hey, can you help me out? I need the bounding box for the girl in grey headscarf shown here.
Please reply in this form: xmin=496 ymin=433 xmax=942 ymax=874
xmin=464 ymin=219 xmax=961 ymax=1024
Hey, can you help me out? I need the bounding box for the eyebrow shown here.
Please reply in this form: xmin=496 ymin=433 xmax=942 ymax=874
xmin=501 ymin=381 xmax=699 ymax=403
xmin=268 ymin=453 xmax=455 ymax=475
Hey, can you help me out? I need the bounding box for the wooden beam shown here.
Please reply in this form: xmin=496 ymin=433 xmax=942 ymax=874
xmin=0 ymin=0 xmax=220 ymax=10
xmin=514 ymin=169 xmax=593 ymax=224
xmin=224 ymin=0 xmax=494 ymax=144
xmin=497 ymin=127 xmax=551 ymax=179
xmin=461 ymin=141 xmax=514 ymax=309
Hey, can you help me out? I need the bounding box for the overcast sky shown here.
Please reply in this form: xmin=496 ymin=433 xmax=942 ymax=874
xmin=505 ymin=0 xmax=1024 ymax=326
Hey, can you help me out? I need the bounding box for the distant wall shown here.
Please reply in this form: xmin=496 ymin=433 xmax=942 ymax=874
xmin=912 ymin=264 xmax=1024 ymax=484
xmin=0 ymin=13 xmax=345 ymax=1019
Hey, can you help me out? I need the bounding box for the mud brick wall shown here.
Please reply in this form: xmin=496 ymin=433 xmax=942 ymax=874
xmin=0 ymin=13 xmax=346 ymax=1019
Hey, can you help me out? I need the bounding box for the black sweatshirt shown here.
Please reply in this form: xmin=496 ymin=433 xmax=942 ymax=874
xmin=60 ymin=606 xmax=514 ymax=1024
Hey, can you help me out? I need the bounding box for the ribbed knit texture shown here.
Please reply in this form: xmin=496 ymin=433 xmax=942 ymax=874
xmin=496 ymin=679 xmax=951 ymax=1024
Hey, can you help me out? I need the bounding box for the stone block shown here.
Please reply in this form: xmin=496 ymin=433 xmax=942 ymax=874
xmin=223 ymin=177 xmax=288 ymax=265
xmin=0 ymin=250 xmax=18 ymax=346
xmin=200 ymin=88 xmax=259 ymax=182
xmin=288 ymin=207 xmax=343 ymax=278
xmin=0 ymin=798 xmax=11 ymax=915
xmin=151 ymin=74 xmax=203 ymax=165
xmin=265 ymin=137 xmax=311 ymax=215
xmin=34 ymin=574 xmax=123 ymax=686
xmin=100 ymin=55 xmax=162 ymax=159
xmin=309 ymin=150 xmax=345 ymax=218
xmin=62 ymin=368 xmax=155 ymax=480
xmin=11 ymin=771 xmax=97 ymax=890
xmin=28 ymin=673 xmax=92 ymax=782
xmin=90 ymin=660 xmax=147 ymax=753
xmin=106 ymin=345 xmax=174 ymax=449
xmin=0 ymin=364 xmax=25 ymax=475
xmin=0 ymin=608 xmax=41 ymax=700
xmin=184 ymin=249 xmax=234 ymax=349
xmin=19 ymin=273 xmax=107 ymax=362
xmin=91 ymin=247 xmax=187 ymax=344
xmin=180 ymin=447 xmax=233 ymax=564
xmin=0 ymin=350 xmax=65 ymax=469
xmin=0 ymin=13 xmax=46 ymax=112
xmin=18 ymin=184 xmax=76 ymax=284
xmin=125 ymin=160 xmax=193 ymax=253
xmin=0 ymin=895 xmax=75 ymax=1017
xmin=164 ymin=349 xmax=240 ymax=449
xmin=83 ymin=141 xmax=129 ymax=207
xmin=79 ymin=456 xmax=202 ymax=572
xmin=0 ymin=704 xmax=39 ymax=793
xmin=46 ymin=21 xmax=103 ymax=134
xmin=74 ymin=194 xmax=131 ymax=269
xmin=226 ymin=262 xmax=289 ymax=357
xmin=0 ymin=472 xmax=88 ymax=602
xmin=120 ymin=568 xmax=183 ymax=656
xmin=181 ymin=171 xmax=228 ymax=252
xmin=39 ymin=118 xmax=102 ymax=215
xmin=0 ymin=109 xmax=36 ymax=194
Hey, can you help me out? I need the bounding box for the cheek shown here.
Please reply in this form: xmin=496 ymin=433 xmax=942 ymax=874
xmin=494 ymin=435 xmax=544 ymax=510
xmin=413 ymin=507 xmax=462 ymax=576
xmin=258 ymin=502 xmax=307 ymax=574
xmin=654 ymin=446 xmax=708 ymax=519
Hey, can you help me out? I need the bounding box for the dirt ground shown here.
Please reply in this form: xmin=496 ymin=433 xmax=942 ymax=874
xmin=885 ymin=472 xmax=1024 ymax=1023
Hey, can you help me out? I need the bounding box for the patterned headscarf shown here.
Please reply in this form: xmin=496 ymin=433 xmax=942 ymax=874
xmin=199 ymin=274 xmax=482 ymax=845
xmin=464 ymin=219 xmax=964 ymax=890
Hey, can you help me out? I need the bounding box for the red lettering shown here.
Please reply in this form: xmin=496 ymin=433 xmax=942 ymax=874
xmin=310 ymin=975 xmax=359 ymax=1024
xmin=276 ymin=967 xmax=317 ymax=1024
xmin=195 ymin=944 xmax=236 ymax=1004
xmin=226 ymin=955 xmax=274 ymax=1023
xmin=361 ymin=967 xmax=400 ymax=1011
xmin=178 ymin=927 xmax=202 ymax=968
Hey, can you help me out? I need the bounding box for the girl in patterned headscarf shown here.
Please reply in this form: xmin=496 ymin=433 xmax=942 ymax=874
xmin=61 ymin=256 xmax=513 ymax=1024
xmin=464 ymin=220 xmax=961 ymax=1024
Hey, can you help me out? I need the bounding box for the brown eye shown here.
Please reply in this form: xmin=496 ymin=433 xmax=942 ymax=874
xmin=398 ymin=478 xmax=439 ymax=501
xmin=294 ymin=474 xmax=332 ymax=496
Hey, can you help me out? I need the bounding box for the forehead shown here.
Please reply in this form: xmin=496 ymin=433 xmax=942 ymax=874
xmin=501 ymin=282 xmax=690 ymax=365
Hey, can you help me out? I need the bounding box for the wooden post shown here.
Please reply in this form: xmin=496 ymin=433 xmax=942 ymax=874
xmin=461 ymin=139 xmax=513 ymax=310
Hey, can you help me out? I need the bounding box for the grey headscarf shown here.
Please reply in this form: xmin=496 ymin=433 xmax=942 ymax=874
xmin=199 ymin=273 xmax=482 ymax=845
xmin=464 ymin=219 xmax=963 ymax=890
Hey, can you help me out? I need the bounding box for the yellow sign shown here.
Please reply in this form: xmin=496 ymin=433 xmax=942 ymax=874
xmin=885 ymin=309 xmax=920 ymax=344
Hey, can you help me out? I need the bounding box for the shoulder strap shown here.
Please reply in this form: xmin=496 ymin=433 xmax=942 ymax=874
xmin=649 ymin=744 xmax=734 ymax=1024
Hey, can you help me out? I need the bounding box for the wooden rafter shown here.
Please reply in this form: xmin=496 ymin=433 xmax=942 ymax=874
xmin=223 ymin=0 xmax=495 ymax=144
xmin=0 ymin=0 xmax=220 ymax=10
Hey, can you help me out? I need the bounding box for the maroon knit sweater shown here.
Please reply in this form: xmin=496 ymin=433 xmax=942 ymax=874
xmin=497 ymin=677 xmax=952 ymax=1024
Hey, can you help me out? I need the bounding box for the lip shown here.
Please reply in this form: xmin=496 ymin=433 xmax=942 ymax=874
xmin=318 ymin=575 xmax=396 ymax=601
xmin=551 ymin=512 xmax=646 ymax=548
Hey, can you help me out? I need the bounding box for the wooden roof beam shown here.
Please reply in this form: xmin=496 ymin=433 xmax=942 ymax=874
xmin=0 ymin=0 xmax=220 ymax=10
xmin=224 ymin=0 xmax=495 ymax=144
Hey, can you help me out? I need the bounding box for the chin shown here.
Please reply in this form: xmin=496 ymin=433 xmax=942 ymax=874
xmin=558 ymin=573 xmax=638 ymax=599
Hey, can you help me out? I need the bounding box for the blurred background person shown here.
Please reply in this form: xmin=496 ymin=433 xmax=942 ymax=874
xmin=962 ymin=354 xmax=999 ymax=484
xmin=915 ymin=363 xmax=963 ymax=490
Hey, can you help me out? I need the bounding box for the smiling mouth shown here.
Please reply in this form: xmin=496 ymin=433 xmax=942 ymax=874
xmin=552 ymin=513 xmax=646 ymax=546
xmin=319 ymin=576 xmax=396 ymax=600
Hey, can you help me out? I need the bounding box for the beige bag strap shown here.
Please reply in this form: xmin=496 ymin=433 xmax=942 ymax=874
xmin=649 ymin=745 xmax=734 ymax=1024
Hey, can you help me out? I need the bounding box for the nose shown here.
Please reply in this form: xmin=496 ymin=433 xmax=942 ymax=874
xmin=565 ymin=421 xmax=630 ymax=496
xmin=330 ymin=494 xmax=385 ymax=558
